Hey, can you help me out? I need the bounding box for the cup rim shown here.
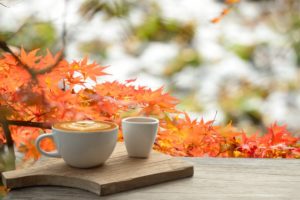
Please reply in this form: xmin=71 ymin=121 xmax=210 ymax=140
xmin=122 ymin=117 xmax=159 ymax=124
xmin=52 ymin=120 xmax=119 ymax=133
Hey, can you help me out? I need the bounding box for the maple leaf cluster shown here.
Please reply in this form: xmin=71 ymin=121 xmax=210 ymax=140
xmin=155 ymin=114 xmax=300 ymax=158
xmin=0 ymin=49 xmax=299 ymax=160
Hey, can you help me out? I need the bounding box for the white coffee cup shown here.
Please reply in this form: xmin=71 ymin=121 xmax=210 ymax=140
xmin=35 ymin=120 xmax=118 ymax=168
xmin=122 ymin=117 xmax=159 ymax=158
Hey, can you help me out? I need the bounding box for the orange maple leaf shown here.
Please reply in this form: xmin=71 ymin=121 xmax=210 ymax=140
xmin=70 ymin=57 xmax=109 ymax=82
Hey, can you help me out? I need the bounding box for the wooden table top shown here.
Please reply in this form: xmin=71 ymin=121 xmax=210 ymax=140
xmin=4 ymin=158 xmax=300 ymax=200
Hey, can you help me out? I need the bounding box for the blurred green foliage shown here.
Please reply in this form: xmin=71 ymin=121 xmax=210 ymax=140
xmin=230 ymin=44 xmax=255 ymax=61
xmin=177 ymin=92 xmax=203 ymax=113
xmin=164 ymin=48 xmax=202 ymax=77
xmin=219 ymin=80 xmax=269 ymax=129
xmin=290 ymin=14 xmax=300 ymax=65
xmin=134 ymin=14 xmax=195 ymax=44
xmin=79 ymin=0 xmax=132 ymax=20
xmin=0 ymin=147 xmax=15 ymax=172
xmin=79 ymin=39 xmax=108 ymax=60
xmin=0 ymin=20 xmax=57 ymax=52
xmin=293 ymin=42 xmax=300 ymax=66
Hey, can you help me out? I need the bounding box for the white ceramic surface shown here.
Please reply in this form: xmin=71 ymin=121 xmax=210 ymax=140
xmin=35 ymin=122 xmax=118 ymax=168
xmin=122 ymin=117 xmax=159 ymax=158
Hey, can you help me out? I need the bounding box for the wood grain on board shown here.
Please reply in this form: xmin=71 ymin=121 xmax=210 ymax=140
xmin=2 ymin=143 xmax=194 ymax=196
xmin=4 ymin=158 xmax=300 ymax=200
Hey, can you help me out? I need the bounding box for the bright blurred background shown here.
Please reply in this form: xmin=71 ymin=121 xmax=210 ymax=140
xmin=1 ymin=0 xmax=300 ymax=135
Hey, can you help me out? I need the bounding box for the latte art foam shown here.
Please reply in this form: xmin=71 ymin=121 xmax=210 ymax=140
xmin=53 ymin=120 xmax=116 ymax=132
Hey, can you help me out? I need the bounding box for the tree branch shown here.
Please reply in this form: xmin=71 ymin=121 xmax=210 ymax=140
xmin=1 ymin=119 xmax=51 ymax=148
xmin=0 ymin=41 xmax=64 ymax=79
xmin=6 ymin=120 xmax=52 ymax=129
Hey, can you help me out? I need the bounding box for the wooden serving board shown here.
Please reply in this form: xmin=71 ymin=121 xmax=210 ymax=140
xmin=2 ymin=143 xmax=193 ymax=196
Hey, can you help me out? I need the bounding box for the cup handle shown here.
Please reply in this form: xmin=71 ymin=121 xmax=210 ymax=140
xmin=35 ymin=133 xmax=61 ymax=158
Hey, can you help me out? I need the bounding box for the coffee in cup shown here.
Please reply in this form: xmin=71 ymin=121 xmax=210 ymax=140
xmin=35 ymin=120 xmax=118 ymax=168
xmin=53 ymin=120 xmax=117 ymax=132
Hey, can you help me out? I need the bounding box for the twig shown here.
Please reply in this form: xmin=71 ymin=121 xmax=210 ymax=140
xmin=0 ymin=2 xmax=7 ymax=7
xmin=6 ymin=16 xmax=35 ymax=41
xmin=61 ymin=0 xmax=68 ymax=56
xmin=208 ymin=110 xmax=218 ymax=130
